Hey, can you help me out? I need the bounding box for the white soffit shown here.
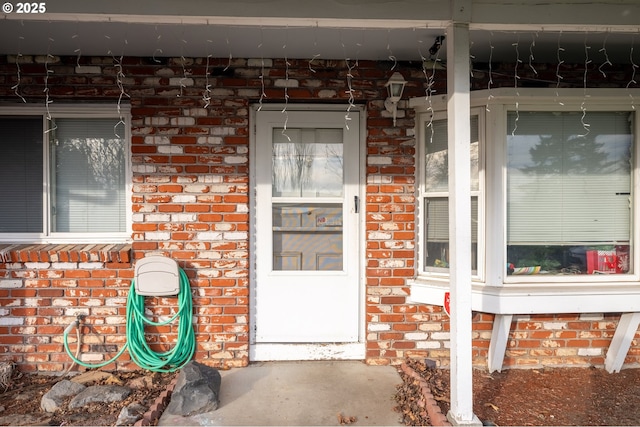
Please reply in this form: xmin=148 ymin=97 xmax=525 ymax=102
xmin=0 ymin=0 xmax=639 ymax=61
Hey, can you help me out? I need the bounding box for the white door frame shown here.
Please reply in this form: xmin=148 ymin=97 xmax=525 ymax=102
xmin=248 ymin=104 xmax=367 ymax=361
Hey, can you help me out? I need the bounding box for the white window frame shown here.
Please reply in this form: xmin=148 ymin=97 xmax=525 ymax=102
xmin=500 ymin=104 xmax=637 ymax=285
xmin=409 ymin=88 xmax=640 ymax=314
xmin=416 ymin=108 xmax=486 ymax=281
xmin=0 ymin=104 xmax=132 ymax=244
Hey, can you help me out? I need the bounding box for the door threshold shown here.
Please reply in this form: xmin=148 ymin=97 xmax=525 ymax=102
xmin=251 ymin=343 xmax=365 ymax=361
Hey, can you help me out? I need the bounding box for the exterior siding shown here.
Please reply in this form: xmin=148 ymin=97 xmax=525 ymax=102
xmin=0 ymin=54 xmax=639 ymax=372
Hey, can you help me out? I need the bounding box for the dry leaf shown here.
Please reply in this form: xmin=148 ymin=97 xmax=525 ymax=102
xmin=484 ymin=402 xmax=499 ymax=411
xmin=104 ymin=376 xmax=123 ymax=385
xmin=337 ymin=412 xmax=357 ymax=425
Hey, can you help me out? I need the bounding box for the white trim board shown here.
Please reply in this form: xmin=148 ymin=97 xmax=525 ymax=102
xmin=409 ymin=280 xmax=640 ymax=314
xmin=251 ymin=343 xmax=365 ymax=362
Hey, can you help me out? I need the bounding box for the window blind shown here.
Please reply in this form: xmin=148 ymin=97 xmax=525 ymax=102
xmin=0 ymin=117 xmax=43 ymax=233
xmin=426 ymin=197 xmax=479 ymax=243
xmin=507 ymin=111 xmax=632 ymax=244
xmin=424 ymin=116 xmax=480 ymax=243
xmin=52 ymin=118 xmax=126 ymax=233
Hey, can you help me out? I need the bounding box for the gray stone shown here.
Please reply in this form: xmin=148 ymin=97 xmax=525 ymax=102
xmin=115 ymin=402 xmax=147 ymax=426
xmin=165 ymin=361 xmax=221 ymax=416
xmin=68 ymin=384 xmax=131 ymax=409
xmin=424 ymin=358 xmax=438 ymax=369
xmin=41 ymin=380 xmax=87 ymax=413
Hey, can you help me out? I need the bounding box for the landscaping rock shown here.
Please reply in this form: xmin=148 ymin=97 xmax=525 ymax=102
xmin=41 ymin=380 xmax=87 ymax=413
xmin=70 ymin=370 xmax=122 ymax=385
xmin=115 ymin=402 xmax=146 ymax=426
xmin=68 ymin=384 xmax=131 ymax=409
xmin=165 ymin=361 xmax=221 ymax=416
xmin=127 ymin=374 xmax=155 ymax=390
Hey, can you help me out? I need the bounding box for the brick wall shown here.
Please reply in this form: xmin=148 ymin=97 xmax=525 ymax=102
xmin=0 ymin=55 xmax=421 ymax=372
xmin=0 ymin=53 xmax=639 ymax=373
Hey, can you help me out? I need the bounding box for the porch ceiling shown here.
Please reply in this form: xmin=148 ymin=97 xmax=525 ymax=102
xmin=0 ymin=18 xmax=638 ymax=65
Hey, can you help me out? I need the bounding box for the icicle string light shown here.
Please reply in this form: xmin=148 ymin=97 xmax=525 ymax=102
xmin=11 ymin=51 xmax=26 ymax=103
xmin=108 ymin=33 xmax=130 ymax=138
xmin=11 ymin=28 xmax=26 ymax=103
xmin=528 ymin=33 xmax=538 ymax=76
xmin=309 ymin=24 xmax=320 ymax=73
xmin=513 ymin=38 xmax=522 ymax=88
xmin=344 ymin=59 xmax=356 ymax=130
xmin=203 ymin=54 xmax=212 ymax=108
xmin=223 ymin=33 xmax=232 ymax=72
xmin=486 ymin=32 xmax=494 ymax=112
xmin=511 ymin=36 xmax=522 ymax=136
xmin=309 ymin=54 xmax=321 ymax=73
xmin=425 ymin=35 xmax=445 ymax=137
xmin=177 ymin=31 xmax=188 ymax=98
xmin=178 ymin=55 xmax=187 ymax=97
xmin=598 ymin=32 xmax=612 ymax=78
xmin=579 ymin=33 xmax=592 ymax=137
xmin=43 ymin=37 xmax=56 ymax=134
xmin=627 ymin=34 xmax=638 ymax=111
xmin=387 ymin=30 xmax=397 ymax=70
xmin=416 ymin=31 xmax=436 ymax=143
xmin=72 ymin=24 xmax=82 ymax=68
xmin=340 ymin=28 xmax=361 ymax=129
xmin=153 ymin=26 xmax=163 ymax=63
xmin=258 ymin=27 xmax=267 ymax=111
xmin=281 ymin=30 xmax=291 ymax=142
xmin=113 ymin=53 xmax=130 ymax=138
xmin=202 ymin=32 xmax=213 ymax=108
xmin=556 ymin=31 xmax=565 ymax=106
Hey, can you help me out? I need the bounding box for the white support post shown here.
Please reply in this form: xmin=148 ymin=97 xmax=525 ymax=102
xmin=445 ymin=4 xmax=481 ymax=425
xmin=488 ymin=314 xmax=513 ymax=373
xmin=605 ymin=312 xmax=640 ymax=373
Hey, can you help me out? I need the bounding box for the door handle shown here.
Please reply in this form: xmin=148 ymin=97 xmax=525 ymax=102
xmin=354 ymin=196 xmax=359 ymax=213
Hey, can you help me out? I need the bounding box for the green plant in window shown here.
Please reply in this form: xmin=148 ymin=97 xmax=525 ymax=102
xmin=514 ymin=246 xmax=562 ymax=272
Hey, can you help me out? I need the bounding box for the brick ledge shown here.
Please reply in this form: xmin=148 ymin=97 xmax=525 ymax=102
xmin=400 ymin=362 xmax=452 ymax=426
xmin=0 ymin=243 xmax=132 ymax=264
xmin=135 ymin=375 xmax=178 ymax=426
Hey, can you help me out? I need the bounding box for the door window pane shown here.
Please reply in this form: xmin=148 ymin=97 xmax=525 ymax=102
xmin=272 ymin=203 xmax=343 ymax=271
xmin=506 ymin=111 xmax=633 ymax=275
xmin=272 ymin=128 xmax=343 ymax=197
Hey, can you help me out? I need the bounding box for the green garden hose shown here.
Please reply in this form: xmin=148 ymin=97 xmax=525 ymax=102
xmin=63 ymin=268 xmax=195 ymax=372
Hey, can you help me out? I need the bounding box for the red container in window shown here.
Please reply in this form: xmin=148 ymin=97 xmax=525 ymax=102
xmin=586 ymin=250 xmax=617 ymax=274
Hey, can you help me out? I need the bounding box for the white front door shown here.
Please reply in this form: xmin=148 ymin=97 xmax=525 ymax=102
xmin=252 ymin=108 xmax=362 ymax=360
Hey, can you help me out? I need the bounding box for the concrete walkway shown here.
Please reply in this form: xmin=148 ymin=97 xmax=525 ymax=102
xmin=158 ymin=361 xmax=404 ymax=426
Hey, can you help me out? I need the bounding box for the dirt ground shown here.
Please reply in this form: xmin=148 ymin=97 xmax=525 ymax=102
xmin=3 ymin=360 xmax=640 ymax=426
xmin=0 ymin=368 xmax=176 ymax=426
xmin=395 ymin=358 xmax=640 ymax=426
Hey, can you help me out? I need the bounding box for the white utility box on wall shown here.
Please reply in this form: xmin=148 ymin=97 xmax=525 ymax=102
xmin=134 ymin=256 xmax=180 ymax=296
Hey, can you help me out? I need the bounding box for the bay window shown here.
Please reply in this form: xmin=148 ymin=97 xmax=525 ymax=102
xmin=411 ymin=89 xmax=639 ymax=304
xmin=0 ymin=106 xmax=130 ymax=242
xmin=410 ymin=88 xmax=640 ymax=372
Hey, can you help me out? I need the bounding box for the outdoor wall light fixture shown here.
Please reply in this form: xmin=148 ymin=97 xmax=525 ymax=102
xmin=384 ymin=71 xmax=407 ymax=126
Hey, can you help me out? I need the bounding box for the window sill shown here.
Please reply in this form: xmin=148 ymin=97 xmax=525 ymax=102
xmin=408 ymin=277 xmax=640 ymax=314
xmin=0 ymin=243 xmax=132 ymax=266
